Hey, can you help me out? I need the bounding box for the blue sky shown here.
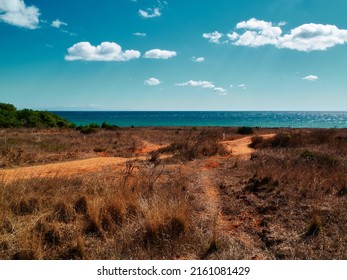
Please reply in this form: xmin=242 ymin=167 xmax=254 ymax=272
xmin=1 ymin=0 xmax=347 ymax=111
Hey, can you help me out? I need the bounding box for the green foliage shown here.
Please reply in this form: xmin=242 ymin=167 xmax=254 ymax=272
xmin=88 ymin=123 xmax=100 ymax=129
xmin=0 ymin=102 xmax=75 ymax=128
xmin=77 ymin=126 xmax=98 ymax=134
xmin=75 ymin=121 xmax=119 ymax=134
xmin=101 ymin=121 xmax=118 ymax=130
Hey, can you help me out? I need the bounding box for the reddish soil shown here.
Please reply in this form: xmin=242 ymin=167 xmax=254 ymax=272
xmin=0 ymin=135 xmax=273 ymax=185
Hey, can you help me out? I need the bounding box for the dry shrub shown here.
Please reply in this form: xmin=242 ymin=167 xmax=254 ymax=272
xmin=74 ymin=196 xmax=88 ymax=214
xmin=11 ymin=232 xmax=43 ymax=260
xmin=299 ymin=150 xmax=339 ymax=167
xmin=261 ymin=133 xmax=302 ymax=148
xmin=11 ymin=197 xmax=39 ymax=216
xmin=84 ymin=209 xmax=102 ymax=237
xmin=99 ymin=201 xmax=124 ymax=231
xmin=53 ymin=201 xmax=75 ymax=223
xmin=244 ymin=175 xmax=279 ymax=194
xmin=237 ymin=126 xmax=254 ymax=135
xmin=142 ymin=216 xmax=186 ymax=248
xmin=158 ymin=129 xmax=227 ymax=161
xmin=249 ymin=136 xmax=264 ymax=149
xmin=61 ymin=237 xmax=85 ymax=260
xmin=306 ymin=215 xmax=322 ymax=237
xmin=42 ymin=225 xmax=61 ymax=246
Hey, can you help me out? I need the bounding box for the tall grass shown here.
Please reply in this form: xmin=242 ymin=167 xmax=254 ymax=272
xmin=0 ymin=161 xmax=207 ymax=259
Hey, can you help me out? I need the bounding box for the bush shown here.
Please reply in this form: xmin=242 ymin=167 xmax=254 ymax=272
xmin=260 ymin=133 xmax=302 ymax=148
xmin=237 ymin=126 xmax=254 ymax=135
xmin=78 ymin=126 xmax=98 ymax=134
xmin=101 ymin=121 xmax=118 ymax=130
xmin=0 ymin=102 xmax=75 ymax=128
xmin=299 ymin=150 xmax=339 ymax=167
xmin=88 ymin=123 xmax=100 ymax=129
xmin=249 ymin=136 xmax=264 ymax=149
xmin=157 ymin=129 xmax=227 ymax=161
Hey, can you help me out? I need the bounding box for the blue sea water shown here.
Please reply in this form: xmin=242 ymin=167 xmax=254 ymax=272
xmin=52 ymin=111 xmax=347 ymax=128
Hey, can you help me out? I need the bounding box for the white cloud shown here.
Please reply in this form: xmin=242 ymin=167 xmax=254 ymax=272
xmin=214 ymin=87 xmax=227 ymax=95
xmin=139 ymin=8 xmax=161 ymax=18
xmin=51 ymin=19 xmax=67 ymax=29
xmin=133 ymin=32 xmax=146 ymax=37
xmin=203 ymin=31 xmax=223 ymax=44
xmin=176 ymin=80 xmax=215 ymax=88
xmin=65 ymin=42 xmax=141 ymax=62
xmin=302 ymin=75 xmax=318 ymax=81
xmin=227 ymin=32 xmax=239 ymax=41
xmin=230 ymin=84 xmax=234 ymax=88
xmin=144 ymin=49 xmax=177 ymax=59
xmin=277 ymin=23 xmax=347 ymax=51
xmin=207 ymin=18 xmax=347 ymax=52
xmin=233 ymin=18 xmax=282 ymax=47
xmin=176 ymin=80 xmax=227 ymax=95
xmin=0 ymin=0 xmax=40 ymax=29
xmin=192 ymin=56 xmax=205 ymax=62
xmin=238 ymin=84 xmax=247 ymax=90
xmin=144 ymin=77 xmax=161 ymax=86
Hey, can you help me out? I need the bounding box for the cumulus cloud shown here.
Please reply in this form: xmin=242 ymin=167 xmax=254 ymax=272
xmin=51 ymin=19 xmax=67 ymax=29
xmin=203 ymin=31 xmax=224 ymax=44
xmin=192 ymin=56 xmax=205 ymax=62
xmin=205 ymin=18 xmax=347 ymax=51
xmin=227 ymin=32 xmax=239 ymax=41
xmin=144 ymin=49 xmax=177 ymax=59
xmin=65 ymin=42 xmax=141 ymax=62
xmin=144 ymin=77 xmax=161 ymax=86
xmin=234 ymin=18 xmax=282 ymax=47
xmin=277 ymin=23 xmax=347 ymax=51
xmin=238 ymin=84 xmax=247 ymax=90
xmin=302 ymin=75 xmax=318 ymax=81
xmin=139 ymin=7 xmax=161 ymax=18
xmin=176 ymin=80 xmax=227 ymax=95
xmin=0 ymin=0 xmax=40 ymax=29
xmin=133 ymin=32 xmax=146 ymax=37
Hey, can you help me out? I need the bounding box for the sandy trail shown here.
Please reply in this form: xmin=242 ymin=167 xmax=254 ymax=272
xmin=133 ymin=140 xmax=168 ymax=155
xmin=0 ymin=157 xmax=146 ymax=183
xmin=0 ymin=134 xmax=274 ymax=184
xmin=221 ymin=134 xmax=275 ymax=159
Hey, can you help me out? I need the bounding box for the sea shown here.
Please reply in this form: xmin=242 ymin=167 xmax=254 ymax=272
xmin=52 ymin=111 xmax=347 ymax=128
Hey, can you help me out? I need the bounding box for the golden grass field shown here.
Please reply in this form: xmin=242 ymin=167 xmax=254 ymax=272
xmin=0 ymin=127 xmax=346 ymax=259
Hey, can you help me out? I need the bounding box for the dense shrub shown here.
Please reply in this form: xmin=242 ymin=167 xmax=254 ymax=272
xmin=101 ymin=121 xmax=118 ymax=130
xmin=0 ymin=103 xmax=75 ymax=128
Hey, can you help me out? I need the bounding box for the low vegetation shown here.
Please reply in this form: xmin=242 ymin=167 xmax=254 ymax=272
xmin=0 ymin=127 xmax=346 ymax=259
xmin=237 ymin=126 xmax=254 ymax=135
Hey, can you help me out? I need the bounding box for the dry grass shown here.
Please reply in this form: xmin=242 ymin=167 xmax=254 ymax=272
xmin=1 ymin=127 xmax=346 ymax=260
xmin=0 ymin=159 xmax=213 ymax=259
xmin=234 ymin=129 xmax=347 ymax=259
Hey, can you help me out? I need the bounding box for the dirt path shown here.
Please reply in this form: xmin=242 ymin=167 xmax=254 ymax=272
xmin=221 ymin=134 xmax=275 ymax=159
xmin=0 ymin=134 xmax=274 ymax=184
xmin=0 ymin=157 xmax=147 ymax=183
xmin=133 ymin=140 xmax=168 ymax=155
